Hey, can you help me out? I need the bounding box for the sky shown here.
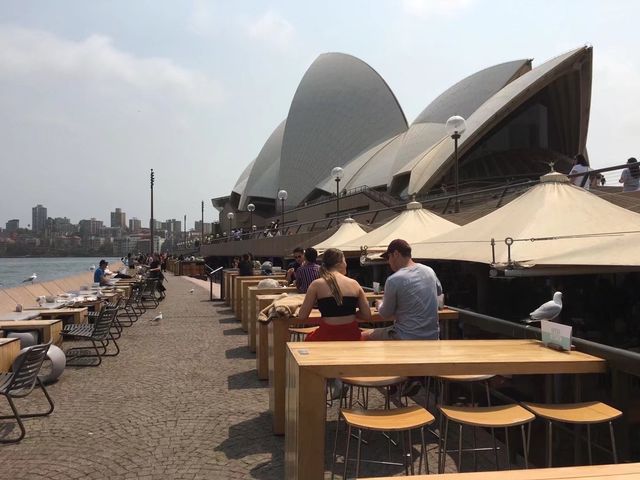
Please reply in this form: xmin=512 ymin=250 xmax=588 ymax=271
xmin=1 ymin=0 xmax=638 ymax=229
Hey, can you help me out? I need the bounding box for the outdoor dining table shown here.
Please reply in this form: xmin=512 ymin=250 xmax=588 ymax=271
xmin=0 ymin=337 xmax=20 ymax=372
xmin=361 ymin=462 xmax=640 ymax=479
xmin=0 ymin=311 xmax=41 ymax=321
xmin=283 ymin=338 xmax=607 ymax=480
xmin=0 ymin=319 xmax=63 ymax=346
xmin=264 ymin=306 xmax=460 ymax=434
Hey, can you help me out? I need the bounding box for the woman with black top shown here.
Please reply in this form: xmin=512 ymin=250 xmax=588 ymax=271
xmin=297 ymin=248 xmax=371 ymax=341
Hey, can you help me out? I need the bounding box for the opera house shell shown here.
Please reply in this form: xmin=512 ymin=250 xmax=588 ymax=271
xmin=216 ymin=46 xmax=592 ymax=219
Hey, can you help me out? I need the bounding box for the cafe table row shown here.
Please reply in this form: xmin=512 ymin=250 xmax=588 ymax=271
xmin=282 ymin=339 xmax=607 ymax=480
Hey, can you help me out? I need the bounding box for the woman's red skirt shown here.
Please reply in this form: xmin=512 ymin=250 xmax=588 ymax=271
xmin=305 ymin=320 xmax=362 ymax=341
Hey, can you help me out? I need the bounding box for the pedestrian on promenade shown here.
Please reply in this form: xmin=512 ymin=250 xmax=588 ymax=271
xmin=619 ymin=157 xmax=640 ymax=192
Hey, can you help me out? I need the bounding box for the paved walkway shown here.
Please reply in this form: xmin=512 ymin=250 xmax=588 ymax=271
xmin=0 ymin=274 xmax=519 ymax=479
xmin=0 ymin=275 xmax=283 ymax=479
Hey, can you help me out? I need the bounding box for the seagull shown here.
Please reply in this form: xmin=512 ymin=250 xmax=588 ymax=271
xmin=150 ymin=312 xmax=163 ymax=324
xmin=189 ymin=288 xmax=195 ymax=294
xmin=22 ymin=273 xmax=37 ymax=283
xmin=524 ymin=291 xmax=563 ymax=324
xmin=89 ymin=265 xmax=96 ymax=271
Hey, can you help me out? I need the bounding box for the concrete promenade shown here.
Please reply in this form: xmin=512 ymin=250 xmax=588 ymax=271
xmin=0 ymin=273 xmax=515 ymax=478
xmin=0 ymin=274 xmax=284 ymax=479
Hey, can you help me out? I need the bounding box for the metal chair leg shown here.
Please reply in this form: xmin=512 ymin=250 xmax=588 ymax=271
xmin=0 ymin=396 xmax=25 ymax=443
xmin=521 ymin=424 xmax=529 ymax=468
xmin=355 ymin=428 xmax=363 ymax=479
xmin=505 ymin=427 xmax=511 ymax=470
xmin=609 ymin=421 xmax=618 ymax=463
xmin=331 ymin=414 xmax=342 ymax=479
xmin=547 ymin=421 xmax=553 ymax=467
xmin=587 ymin=424 xmax=593 ymax=465
xmin=458 ymin=424 xmax=463 ymax=472
xmin=440 ymin=416 xmax=449 ymax=473
xmin=343 ymin=425 xmax=352 ymax=479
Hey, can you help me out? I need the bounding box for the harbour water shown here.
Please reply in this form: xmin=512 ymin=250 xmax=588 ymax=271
xmin=0 ymin=257 xmax=120 ymax=289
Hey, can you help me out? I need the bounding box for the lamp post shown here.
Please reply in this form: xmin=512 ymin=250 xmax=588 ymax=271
xmin=445 ymin=115 xmax=466 ymax=213
xmin=227 ymin=212 xmax=234 ymax=240
xmin=331 ymin=166 xmax=344 ymax=223
xmin=200 ymin=200 xmax=204 ymax=246
xmin=277 ymin=189 xmax=288 ymax=228
xmin=150 ymin=169 xmax=155 ymax=254
xmin=247 ymin=203 xmax=255 ymax=231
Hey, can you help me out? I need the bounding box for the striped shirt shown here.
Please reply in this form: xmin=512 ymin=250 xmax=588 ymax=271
xmin=295 ymin=262 xmax=320 ymax=293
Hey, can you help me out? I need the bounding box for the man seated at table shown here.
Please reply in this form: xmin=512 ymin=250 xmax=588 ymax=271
xmin=285 ymin=246 xmax=304 ymax=284
xmin=362 ymin=239 xmax=442 ymax=341
xmin=293 ymin=247 xmax=320 ymax=293
xmin=93 ymin=259 xmax=111 ymax=286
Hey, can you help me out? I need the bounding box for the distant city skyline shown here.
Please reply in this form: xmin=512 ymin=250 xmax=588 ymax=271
xmin=1 ymin=1 xmax=638 ymax=226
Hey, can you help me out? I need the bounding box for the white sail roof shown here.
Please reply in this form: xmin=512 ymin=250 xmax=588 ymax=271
xmin=412 ymin=172 xmax=640 ymax=269
xmin=338 ymin=201 xmax=459 ymax=253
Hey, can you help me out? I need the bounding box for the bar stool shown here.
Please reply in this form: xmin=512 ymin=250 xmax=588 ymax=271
xmin=288 ymin=326 xmax=318 ymax=341
xmin=439 ymin=404 xmax=534 ymax=473
xmin=431 ymin=374 xmax=495 ymax=471
xmin=341 ymin=376 xmax=408 ymax=409
xmin=336 ymin=406 xmax=435 ymax=478
xmin=521 ymin=401 xmax=622 ymax=466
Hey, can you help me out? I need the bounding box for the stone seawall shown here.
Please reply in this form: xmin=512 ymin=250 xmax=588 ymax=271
xmin=0 ymin=262 xmax=124 ymax=312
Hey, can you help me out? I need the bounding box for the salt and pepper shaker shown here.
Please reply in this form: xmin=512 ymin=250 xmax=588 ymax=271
xmin=15 ymin=304 xmax=23 ymax=312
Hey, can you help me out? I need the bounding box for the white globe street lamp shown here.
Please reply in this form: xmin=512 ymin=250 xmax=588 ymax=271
xmin=446 ymin=115 xmax=467 ymax=213
xmin=227 ymin=211 xmax=234 ymax=240
xmin=277 ymin=189 xmax=288 ymax=227
xmin=331 ymin=166 xmax=344 ymax=223
xmin=247 ymin=203 xmax=255 ymax=230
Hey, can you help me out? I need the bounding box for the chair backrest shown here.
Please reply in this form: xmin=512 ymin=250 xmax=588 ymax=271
xmin=6 ymin=341 xmax=52 ymax=397
xmin=91 ymin=307 xmax=118 ymax=341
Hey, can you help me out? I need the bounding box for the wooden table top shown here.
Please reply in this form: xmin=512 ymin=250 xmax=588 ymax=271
xmin=0 ymin=337 xmax=19 ymax=346
xmin=287 ymin=339 xmax=606 ymax=376
xmin=360 ymin=462 xmax=640 ymax=479
xmin=0 ymin=311 xmax=41 ymax=321
xmin=0 ymin=319 xmax=61 ymax=327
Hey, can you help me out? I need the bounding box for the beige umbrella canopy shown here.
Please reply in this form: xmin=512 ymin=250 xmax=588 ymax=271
xmin=412 ymin=172 xmax=640 ymax=271
xmin=338 ymin=201 xmax=459 ymax=255
xmin=313 ymin=218 xmax=368 ymax=253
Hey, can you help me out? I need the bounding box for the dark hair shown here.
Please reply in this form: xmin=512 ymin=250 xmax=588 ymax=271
xmin=292 ymin=246 xmax=304 ymax=255
xmin=574 ymin=154 xmax=588 ymax=167
xmin=628 ymin=157 xmax=639 ymax=178
xmin=320 ymin=248 xmax=344 ymax=306
xmin=304 ymin=247 xmax=318 ymax=263
xmin=241 ymin=253 xmax=250 ymax=261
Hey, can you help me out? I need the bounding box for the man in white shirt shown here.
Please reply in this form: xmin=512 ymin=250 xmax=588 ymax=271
xmin=569 ymin=154 xmax=591 ymax=190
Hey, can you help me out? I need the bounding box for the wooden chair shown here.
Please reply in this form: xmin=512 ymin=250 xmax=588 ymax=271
xmin=336 ymin=406 xmax=435 ymax=478
xmin=439 ymin=404 xmax=535 ymax=473
xmin=522 ymin=401 xmax=622 ymax=466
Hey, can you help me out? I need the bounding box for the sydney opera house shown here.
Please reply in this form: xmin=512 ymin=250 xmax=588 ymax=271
xmin=210 ymin=45 xmax=593 ymax=250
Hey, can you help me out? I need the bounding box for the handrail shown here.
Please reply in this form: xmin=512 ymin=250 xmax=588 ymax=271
xmin=451 ymin=306 xmax=640 ymax=376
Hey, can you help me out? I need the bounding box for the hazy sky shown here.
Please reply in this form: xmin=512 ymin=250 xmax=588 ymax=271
xmin=1 ymin=1 xmax=638 ymax=228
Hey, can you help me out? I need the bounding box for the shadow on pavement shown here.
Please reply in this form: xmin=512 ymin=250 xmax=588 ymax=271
xmin=228 ymin=370 xmax=265 ymax=390
xmin=223 ymin=327 xmax=245 ymax=336
xmin=225 ymin=345 xmax=255 ymax=359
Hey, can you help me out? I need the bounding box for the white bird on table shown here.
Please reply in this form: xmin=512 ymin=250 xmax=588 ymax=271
xmin=150 ymin=312 xmax=163 ymax=324
xmin=22 ymin=273 xmax=37 ymax=283
xmin=525 ymin=291 xmax=563 ymax=324
xmin=189 ymin=288 xmax=195 ymax=294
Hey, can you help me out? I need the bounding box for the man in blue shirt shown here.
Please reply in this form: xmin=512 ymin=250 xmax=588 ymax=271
xmin=93 ymin=259 xmax=110 ymax=286
xmin=362 ymin=239 xmax=442 ymax=341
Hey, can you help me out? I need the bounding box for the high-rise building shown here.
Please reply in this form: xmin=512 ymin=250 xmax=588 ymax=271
xmin=32 ymin=204 xmax=47 ymax=235
xmin=129 ymin=217 xmax=142 ymax=232
xmin=195 ymin=221 xmax=213 ymax=235
xmin=5 ymin=219 xmax=19 ymax=233
xmin=110 ymin=208 xmax=127 ymax=229
xmin=78 ymin=218 xmax=104 ymax=236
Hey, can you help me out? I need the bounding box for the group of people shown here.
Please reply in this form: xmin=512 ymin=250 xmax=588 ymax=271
xmin=569 ymin=154 xmax=639 ymax=192
xmin=295 ymin=239 xmax=442 ymax=343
